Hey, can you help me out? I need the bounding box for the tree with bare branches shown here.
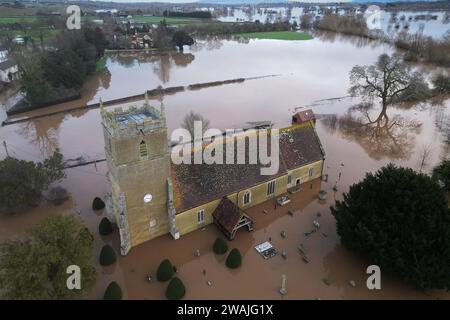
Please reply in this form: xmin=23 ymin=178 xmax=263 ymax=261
xmin=349 ymin=53 xmax=429 ymax=111
xmin=182 ymin=111 xmax=210 ymax=138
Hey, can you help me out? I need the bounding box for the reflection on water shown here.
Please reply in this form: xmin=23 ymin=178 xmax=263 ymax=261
xmin=109 ymin=51 xmax=195 ymax=84
xmin=321 ymin=103 xmax=422 ymax=161
xmin=312 ymin=30 xmax=386 ymax=49
xmin=16 ymin=109 xmax=89 ymax=159
xmin=434 ymin=104 xmax=450 ymax=159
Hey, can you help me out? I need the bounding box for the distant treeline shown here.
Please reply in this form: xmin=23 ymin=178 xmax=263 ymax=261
xmin=163 ymin=10 xmax=212 ymax=19
xmin=304 ymin=12 xmax=450 ymax=68
xmin=182 ymin=21 xmax=291 ymax=36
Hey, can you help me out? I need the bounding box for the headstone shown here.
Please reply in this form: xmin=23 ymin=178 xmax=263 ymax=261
xmin=279 ymin=274 xmax=287 ymax=295
xmin=349 ymin=280 xmax=356 ymax=288
xmin=313 ymin=220 xmax=320 ymax=229
xmin=298 ymin=244 xmax=306 ymax=255
xmin=318 ymin=190 xmax=328 ymax=200
xmin=195 ymin=249 xmax=200 ymax=257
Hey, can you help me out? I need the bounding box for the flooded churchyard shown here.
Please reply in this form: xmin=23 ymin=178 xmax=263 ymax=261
xmin=0 ymin=24 xmax=449 ymax=299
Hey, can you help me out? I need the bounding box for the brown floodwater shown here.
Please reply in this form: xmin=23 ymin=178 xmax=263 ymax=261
xmin=0 ymin=32 xmax=449 ymax=299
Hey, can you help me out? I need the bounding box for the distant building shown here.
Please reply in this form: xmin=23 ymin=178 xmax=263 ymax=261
xmin=13 ymin=36 xmax=24 ymax=45
xmin=101 ymin=97 xmax=325 ymax=255
xmin=95 ymin=9 xmax=118 ymax=14
xmin=0 ymin=59 xmax=18 ymax=83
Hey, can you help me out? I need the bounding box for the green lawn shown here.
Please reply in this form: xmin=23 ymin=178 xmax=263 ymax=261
xmin=95 ymin=56 xmax=107 ymax=73
xmin=236 ymin=31 xmax=313 ymax=41
xmin=82 ymin=15 xmax=99 ymax=22
xmin=0 ymin=16 xmax=38 ymax=24
xmin=127 ymin=16 xmax=205 ymax=25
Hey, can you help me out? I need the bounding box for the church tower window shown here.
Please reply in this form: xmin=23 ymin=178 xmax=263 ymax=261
xmin=139 ymin=140 xmax=148 ymax=159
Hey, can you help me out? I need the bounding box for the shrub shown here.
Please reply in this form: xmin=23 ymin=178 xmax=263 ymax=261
xmin=225 ymin=248 xmax=242 ymax=269
xmin=0 ymin=152 xmax=65 ymax=211
xmin=99 ymin=245 xmax=117 ymax=266
xmin=331 ymin=164 xmax=450 ymax=290
xmin=165 ymin=277 xmax=185 ymax=300
xmin=433 ymin=160 xmax=450 ymax=191
xmin=98 ymin=217 xmax=113 ymax=236
xmin=104 ymin=281 xmax=122 ymax=300
xmin=157 ymin=259 xmax=174 ymax=282
xmin=92 ymin=197 xmax=105 ymax=210
xmin=48 ymin=186 xmax=69 ymax=205
xmin=0 ymin=214 xmax=96 ymax=299
xmin=213 ymin=237 xmax=228 ymax=254
xmin=432 ymin=73 xmax=450 ymax=95
xmin=397 ymin=72 xmax=431 ymax=102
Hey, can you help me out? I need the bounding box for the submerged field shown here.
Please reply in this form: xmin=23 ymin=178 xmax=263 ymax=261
xmin=236 ymin=31 xmax=313 ymax=41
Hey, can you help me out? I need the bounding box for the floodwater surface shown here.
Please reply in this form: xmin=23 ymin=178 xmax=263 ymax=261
xmin=0 ymin=32 xmax=449 ymax=299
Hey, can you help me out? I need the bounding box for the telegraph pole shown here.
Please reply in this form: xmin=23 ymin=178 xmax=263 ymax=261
xmin=3 ymin=140 xmax=9 ymax=157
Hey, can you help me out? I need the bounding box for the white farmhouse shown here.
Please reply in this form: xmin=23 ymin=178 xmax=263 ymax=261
xmin=0 ymin=59 xmax=19 ymax=83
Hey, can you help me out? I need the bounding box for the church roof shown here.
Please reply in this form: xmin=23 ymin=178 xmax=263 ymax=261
xmin=171 ymin=124 xmax=325 ymax=213
xmin=212 ymin=197 xmax=255 ymax=239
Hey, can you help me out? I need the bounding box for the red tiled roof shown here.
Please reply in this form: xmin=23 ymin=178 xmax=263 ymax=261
xmin=212 ymin=197 xmax=251 ymax=238
xmin=293 ymin=109 xmax=315 ymax=124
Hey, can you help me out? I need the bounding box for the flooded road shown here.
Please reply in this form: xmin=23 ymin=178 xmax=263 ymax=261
xmin=0 ymin=32 xmax=449 ymax=299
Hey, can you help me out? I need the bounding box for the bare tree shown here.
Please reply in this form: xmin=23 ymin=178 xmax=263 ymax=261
xmin=182 ymin=111 xmax=210 ymax=138
xmin=349 ymin=53 xmax=426 ymax=112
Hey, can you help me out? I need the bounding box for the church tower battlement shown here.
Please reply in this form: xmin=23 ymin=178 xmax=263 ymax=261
xmin=101 ymin=95 xmax=166 ymax=140
xmin=101 ymin=94 xmax=179 ymax=255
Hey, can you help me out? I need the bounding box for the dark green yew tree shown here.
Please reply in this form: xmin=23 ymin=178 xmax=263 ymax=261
xmin=331 ymin=164 xmax=450 ymax=290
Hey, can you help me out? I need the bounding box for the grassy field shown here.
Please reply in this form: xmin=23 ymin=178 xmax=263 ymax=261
xmin=95 ymin=56 xmax=107 ymax=73
xmin=236 ymin=31 xmax=313 ymax=41
xmin=82 ymin=15 xmax=99 ymax=22
xmin=0 ymin=16 xmax=38 ymax=24
xmin=128 ymin=16 xmax=206 ymax=25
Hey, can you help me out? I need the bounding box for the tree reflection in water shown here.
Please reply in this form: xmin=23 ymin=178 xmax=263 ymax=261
xmin=433 ymin=102 xmax=450 ymax=159
xmin=18 ymin=108 xmax=89 ymax=159
xmin=321 ymin=103 xmax=422 ymax=161
xmin=109 ymin=51 xmax=195 ymax=84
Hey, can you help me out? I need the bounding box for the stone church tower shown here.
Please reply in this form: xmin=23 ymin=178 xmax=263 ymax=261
xmin=101 ymin=94 xmax=179 ymax=255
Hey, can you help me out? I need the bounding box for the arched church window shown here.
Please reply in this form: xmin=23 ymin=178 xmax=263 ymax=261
xmin=243 ymin=190 xmax=251 ymax=205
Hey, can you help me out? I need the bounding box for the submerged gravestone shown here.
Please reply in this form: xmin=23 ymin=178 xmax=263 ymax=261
xmin=279 ymin=274 xmax=287 ymax=295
